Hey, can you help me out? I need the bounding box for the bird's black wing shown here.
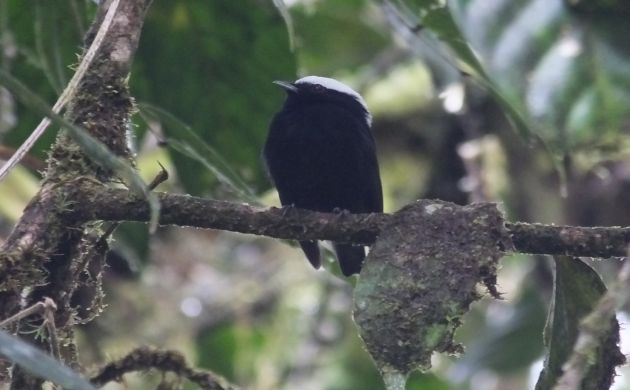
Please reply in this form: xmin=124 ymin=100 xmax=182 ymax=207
xmin=355 ymin=123 xmax=383 ymax=213
xmin=263 ymin=103 xmax=382 ymax=275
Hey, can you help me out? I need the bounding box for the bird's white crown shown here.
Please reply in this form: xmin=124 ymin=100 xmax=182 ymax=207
xmin=295 ymin=76 xmax=371 ymax=125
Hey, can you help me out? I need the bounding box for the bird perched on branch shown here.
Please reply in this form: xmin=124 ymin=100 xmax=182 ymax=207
xmin=263 ymin=76 xmax=383 ymax=276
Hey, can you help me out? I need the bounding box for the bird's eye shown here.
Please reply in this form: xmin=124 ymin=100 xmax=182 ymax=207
xmin=312 ymin=84 xmax=325 ymax=93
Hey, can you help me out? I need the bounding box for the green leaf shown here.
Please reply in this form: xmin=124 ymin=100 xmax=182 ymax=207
xmin=0 ymin=330 xmax=96 ymax=390
xmin=535 ymin=257 xmax=623 ymax=389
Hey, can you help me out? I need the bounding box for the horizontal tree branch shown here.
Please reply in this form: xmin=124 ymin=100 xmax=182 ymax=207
xmin=507 ymin=223 xmax=630 ymax=259
xmin=70 ymin=187 xmax=630 ymax=258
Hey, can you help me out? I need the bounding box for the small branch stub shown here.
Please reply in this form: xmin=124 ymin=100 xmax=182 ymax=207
xmin=353 ymin=199 xmax=511 ymax=381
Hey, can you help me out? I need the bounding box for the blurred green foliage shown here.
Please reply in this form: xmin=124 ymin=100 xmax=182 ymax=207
xmin=197 ymin=323 xmax=266 ymax=381
xmin=132 ymin=0 xmax=297 ymax=195
xmin=3 ymin=0 xmax=92 ymax=155
xmin=451 ymin=0 xmax=630 ymax=154
xmin=290 ymin=0 xmax=390 ymax=73
xmin=455 ymin=284 xmax=547 ymax=375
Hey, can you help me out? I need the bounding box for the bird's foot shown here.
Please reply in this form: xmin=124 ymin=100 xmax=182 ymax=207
xmin=332 ymin=207 xmax=351 ymax=215
xmin=280 ymin=204 xmax=297 ymax=218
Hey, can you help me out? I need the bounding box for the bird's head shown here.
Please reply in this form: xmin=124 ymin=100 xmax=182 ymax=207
xmin=273 ymin=76 xmax=371 ymax=125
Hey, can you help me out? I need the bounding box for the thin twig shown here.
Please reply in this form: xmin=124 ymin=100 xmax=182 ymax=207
xmin=0 ymin=301 xmax=46 ymax=329
xmin=0 ymin=297 xmax=60 ymax=361
xmin=0 ymin=0 xmax=122 ymax=182
xmin=41 ymin=298 xmax=60 ymax=361
xmin=0 ymin=145 xmax=45 ymax=172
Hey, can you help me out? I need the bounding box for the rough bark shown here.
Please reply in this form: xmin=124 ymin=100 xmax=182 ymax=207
xmin=0 ymin=0 xmax=153 ymax=387
xmin=66 ymin=187 xmax=630 ymax=259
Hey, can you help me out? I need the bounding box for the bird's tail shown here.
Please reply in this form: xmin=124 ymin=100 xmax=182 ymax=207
xmin=299 ymin=241 xmax=321 ymax=269
xmin=333 ymin=243 xmax=365 ymax=276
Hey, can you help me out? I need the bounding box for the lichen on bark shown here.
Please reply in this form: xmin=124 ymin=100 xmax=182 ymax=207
xmin=353 ymin=199 xmax=511 ymax=379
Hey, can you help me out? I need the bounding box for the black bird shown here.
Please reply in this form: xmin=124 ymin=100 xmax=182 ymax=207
xmin=263 ymin=76 xmax=383 ymax=276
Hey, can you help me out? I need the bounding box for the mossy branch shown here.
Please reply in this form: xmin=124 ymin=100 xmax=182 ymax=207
xmin=89 ymin=347 xmax=238 ymax=390
xmin=64 ymin=188 xmax=630 ymax=259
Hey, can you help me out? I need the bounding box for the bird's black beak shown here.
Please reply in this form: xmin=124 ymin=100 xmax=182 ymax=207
xmin=273 ymin=80 xmax=298 ymax=93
